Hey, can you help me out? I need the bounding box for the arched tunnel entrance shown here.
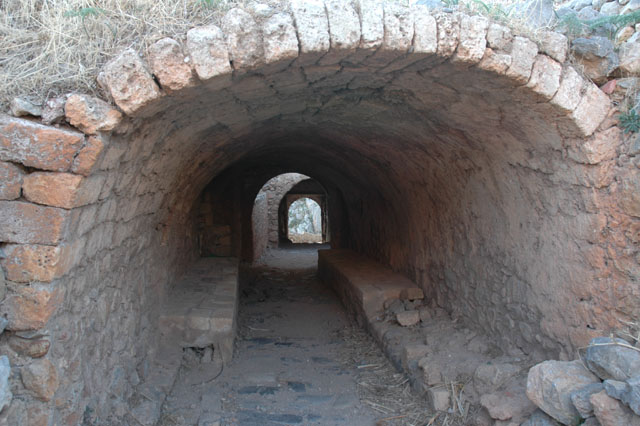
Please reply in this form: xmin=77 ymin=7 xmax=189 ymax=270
xmin=0 ymin=3 xmax=637 ymax=425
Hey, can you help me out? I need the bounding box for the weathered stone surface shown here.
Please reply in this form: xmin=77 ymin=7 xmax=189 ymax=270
xmin=399 ymin=287 xmax=424 ymax=300
xmin=568 ymin=127 xmax=620 ymax=164
xmin=0 ymin=114 xmax=84 ymax=171
xmin=413 ymin=7 xmax=438 ymax=54
xmin=551 ymin=66 xmax=585 ymax=113
xmin=585 ymin=337 xmax=640 ymax=381
xmin=98 ymin=48 xmax=163 ymax=116
xmin=571 ymin=37 xmax=618 ymax=83
xmin=1 ymin=242 xmax=83 ymax=282
xmin=147 ymin=38 xmax=197 ymax=93
xmin=620 ymin=42 xmax=640 ymax=74
xmin=186 ymin=25 xmax=232 ymax=83
xmin=262 ymin=12 xmax=299 ymax=65
xmin=591 ymin=390 xmax=640 ymax=426
xmin=486 ymin=23 xmax=512 ymax=51
xmin=0 ymin=356 xmax=10 ymax=413
xmin=428 ymin=387 xmax=450 ymax=411
xmin=8 ymin=336 xmax=50 ymax=358
xmin=324 ymin=0 xmax=360 ymax=52
xmin=435 ymin=12 xmax=460 ymax=57
xmin=1 ymin=284 xmax=63 ymax=330
xmin=71 ymin=135 xmax=105 ymax=176
xmin=41 ymin=95 xmax=67 ymax=125
xmin=570 ymin=382 xmax=605 ymax=418
xmin=571 ymin=83 xmax=611 ymax=136
xmin=525 ymin=55 xmax=562 ymax=100
xmin=396 ymin=310 xmax=420 ymax=326
xmin=526 ymin=360 xmax=600 ymax=424
xmin=478 ymin=48 xmax=512 ymax=73
xmin=358 ymin=0 xmax=384 ymax=50
xmin=222 ymin=8 xmax=263 ymax=70
xmin=506 ymin=37 xmax=538 ymax=84
xmin=0 ymin=161 xmax=24 ymax=200
xmin=10 ymin=97 xmax=42 ymax=117
xmin=619 ymin=168 xmax=640 ymax=217
xmin=481 ymin=387 xmax=536 ymax=421
xmin=515 ymin=0 xmax=556 ymax=27
xmin=604 ymin=377 xmax=640 ymax=415
xmin=23 ymin=172 xmax=104 ymax=209
xmin=20 ymin=359 xmax=59 ymax=402
xmin=0 ymin=201 xmax=70 ymax=244
xmin=539 ymin=31 xmax=568 ymax=63
xmin=290 ymin=0 xmax=329 ymax=63
xmin=382 ymin=3 xmax=413 ymax=52
xmin=601 ymin=1 xmax=621 ymax=15
xmin=521 ymin=409 xmax=561 ymax=425
xmin=64 ymin=94 xmax=122 ymax=134
xmin=474 ymin=362 xmax=521 ymax=394
xmin=453 ymin=15 xmax=488 ymax=64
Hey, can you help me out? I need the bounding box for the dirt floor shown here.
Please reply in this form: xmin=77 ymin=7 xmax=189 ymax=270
xmin=157 ymin=246 xmax=438 ymax=426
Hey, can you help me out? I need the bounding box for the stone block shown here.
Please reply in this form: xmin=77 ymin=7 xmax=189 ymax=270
xmin=539 ymin=31 xmax=568 ymax=63
xmin=0 ymin=114 xmax=84 ymax=171
xmin=396 ymin=310 xmax=420 ymax=326
xmin=71 ymin=135 xmax=105 ymax=176
xmin=290 ymin=0 xmax=330 ymax=64
xmin=585 ymin=337 xmax=640 ymax=381
xmin=64 ymin=94 xmax=122 ymax=134
xmin=399 ymin=287 xmax=424 ymax=300
xmin=1 ymin=241 xmax=84 ymax=282
xmin=526 ymin=360 xmax=600 ymax=425
xmin=452 ymin=15 xmax=489 ymax=64
xmin=0 ymin=161 xmax=24 ymax=200
xmin=525 ymin=55 xmax=562 ymax=100
xmin=0 ymin=201 xmax=70 ymax=244
xmin=478 ymin=48 xmax=512 ymax=74
xmin=222 ymin=8 xmax=264 ymax=70
xmin=570 ymin=82 xmax=611 ymax=137
xmin=23 ymin=172 xmax=104 ymax=209
xmin=550 ymin=66 xmax=585 ymax=113
xmin=98 ymin=48 xmax=163 ymax=116
xmin=147 ymin=38 xmax=197 ymax=93
xmin=506 ymin=37 xmax=538 ymax=84
xmin=356 ymin=0 xmax=383 ymax=52
xmin=1 ymin=284 xmax=63 ymax=330
xmin=382 ymin=3 xmax=413 ymax=52
xmin=20 ymin=359 xmax=59 ymax=402
xmin=324 ymin=0 xmax=360 ymax=57
xmin=413 ymin=7 xmax=437 ymax=54
xmin=435 ymin=12 xmax=460 ymax=57
xmin=186 ymin=25 xmax=233 ymax=83
xmin=262 ymin=12 xmax=299 ymax=66
xmin=486 ymin=23 xmax=512 ymax=51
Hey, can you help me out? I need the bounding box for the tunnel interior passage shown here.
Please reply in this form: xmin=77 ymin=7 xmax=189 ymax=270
xmin=0 ymin=3 xmax=637 ymax=424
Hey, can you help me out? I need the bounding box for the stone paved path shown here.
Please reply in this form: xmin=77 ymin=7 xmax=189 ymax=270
xmin=159 ymin=247 xmax=381 ymax=425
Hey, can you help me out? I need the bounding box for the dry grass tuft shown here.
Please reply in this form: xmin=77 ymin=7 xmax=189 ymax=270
xmin=0 ymin=0 xmax=242 ymax=111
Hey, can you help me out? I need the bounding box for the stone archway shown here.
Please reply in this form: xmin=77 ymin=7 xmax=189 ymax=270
xmin=0 ymin=1 xmax=637 ymax=423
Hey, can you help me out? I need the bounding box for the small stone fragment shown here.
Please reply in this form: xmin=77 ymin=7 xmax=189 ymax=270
xmin=65 ymin=94 xmax=122 ymax=134
xmin=41 ymin=96 xmax=67 ymax=125
xmin=427 ymin=387 xmax=450 ymax=411
xmin=396 ymin=310 xmax=420 ymax=327
xmin=10 ymin=97 xmax=42 ymax=117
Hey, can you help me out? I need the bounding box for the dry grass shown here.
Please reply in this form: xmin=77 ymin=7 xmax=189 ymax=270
xmin=0 ymin=0 xmax=242 ymax=110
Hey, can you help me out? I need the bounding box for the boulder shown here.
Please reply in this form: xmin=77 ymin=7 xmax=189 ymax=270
xmin=590 ymin=390 xmax=640 ymax=426
xmin=604 ymin=376 xmax=640 ymax=416
xmin=571 ymin=37 xmax=619 ymax=83
xmin=584 ymin=337 xmax=640 ymax=381
xmin=526 ymin=360 xmax=600 ymax=425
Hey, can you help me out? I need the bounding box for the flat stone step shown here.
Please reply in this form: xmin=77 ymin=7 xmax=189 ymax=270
xmin=158 ymin=257 xmax=239 ymax=365
xmin=318 ymin=248 xmax=421 ymax=326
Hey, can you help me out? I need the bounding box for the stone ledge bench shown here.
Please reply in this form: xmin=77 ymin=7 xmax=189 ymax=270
xmin=158 ymin=257 xmax=239 ymax=365
xmin=318 ymin=248 xmax=423 ymax=327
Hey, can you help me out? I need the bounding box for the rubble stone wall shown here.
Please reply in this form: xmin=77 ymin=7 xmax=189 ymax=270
xmin=0 ymin=1 xmax=637 ymax=424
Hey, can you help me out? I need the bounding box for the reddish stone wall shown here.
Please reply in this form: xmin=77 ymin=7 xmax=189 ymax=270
xmin=0 ymin=2 xmax=636 ymax=424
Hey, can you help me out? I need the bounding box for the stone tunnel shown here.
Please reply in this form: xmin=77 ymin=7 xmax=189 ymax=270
xmin=0 ymin=1 xmax=638 ymax=424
